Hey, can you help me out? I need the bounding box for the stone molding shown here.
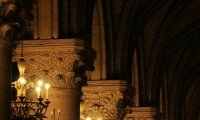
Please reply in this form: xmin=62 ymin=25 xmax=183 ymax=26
xmin=82 ymin=80 xmax=127 ymax=120
xmin=12 ymin=39 xmax=95 ymax=88
xmin=84 ymin=80 xmax=127 ymax=91
xmin=12 ymin=39 xmax=94 ymax=53
xmin=125 ymin=107 xmax=157 ymax=120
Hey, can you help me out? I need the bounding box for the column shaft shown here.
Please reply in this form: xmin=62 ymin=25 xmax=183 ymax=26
xmin=0 ymin=40 xmax=11 ymax=120
xmin=48 ymin=88 xmax=81 ymax=119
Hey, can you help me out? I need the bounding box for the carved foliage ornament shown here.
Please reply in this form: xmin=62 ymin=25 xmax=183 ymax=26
xmin=13 ymin=51 xmax=94 ymax=88
xmin=82 ymin=91 xmax=126 ymax=120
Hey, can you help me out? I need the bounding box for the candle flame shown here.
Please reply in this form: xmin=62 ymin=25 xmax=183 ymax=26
xmin=45 ymin=83 xmax=50 ymax=89
xmin=86 ymin=117 xmax=91 ymax=120
xmin=36 ymin=86 xmax=41 ymax=92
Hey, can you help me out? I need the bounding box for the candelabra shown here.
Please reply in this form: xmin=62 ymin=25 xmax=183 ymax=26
xmin=11 ymin=46 xmax=51 ymax=120
xmin=10 ymin=74 xmax=51 ymax=120
xmin=11 ymin=95 xmax=50 ymax=120
xmin=10 ymin=66 xmax=51 ymax=119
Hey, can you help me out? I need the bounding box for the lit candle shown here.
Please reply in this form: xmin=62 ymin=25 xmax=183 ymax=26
xmin=45 ymin=83 xmax=50 ymax=99
xmin=51 ymin=111 xmax=53 ymax=120
xmin=86 ymin=117 xmax=91 ymax=120
xmin=58 ymin=109 xmax=61 ymax=120
xmin=36 ymin=87 xmax=41 ymax=98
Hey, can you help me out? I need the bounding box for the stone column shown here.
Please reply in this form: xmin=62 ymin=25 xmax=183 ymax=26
xmin=125 ymin=107 xmax=157 ymax=120
xmin=82 ymin=80 xmax=127 ymax=120
xmin=13 ymin=39 xmax=95 ymax=120
xmin=0 ymin=39 xmax=12 ymax=120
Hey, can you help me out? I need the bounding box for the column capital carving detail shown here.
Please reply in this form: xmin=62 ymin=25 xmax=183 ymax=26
xmin=81 ymin=80 xmax=127 ymax=120
xmin=13 ymin=39 xmax=95 ymax=88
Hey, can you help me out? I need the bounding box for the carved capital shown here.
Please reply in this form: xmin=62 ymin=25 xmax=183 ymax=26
xmin=81 ymin=80 xmax=127 ymax=120
xmin=13 ymin=39 xmax=95 ymax=88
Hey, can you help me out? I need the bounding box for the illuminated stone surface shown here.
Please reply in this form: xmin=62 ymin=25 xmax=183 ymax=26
xmin=13 ymin=39 xmax=95 ymax=120
xmin=82 ymin=80 xmax=127 ymax=120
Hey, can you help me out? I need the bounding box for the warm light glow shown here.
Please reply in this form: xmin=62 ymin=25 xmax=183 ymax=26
xmin=97 ymin=118 xmax=102 ymax=120
xmin=36 ymin=87 xmax=41 ymax=98
xmin=45 ymin=83 xmax=50 ymax=89
xmin=86 ymin=117 xmax=92 ymax=120
xmin=37 ymin=80 xmax=43 ymax=87
xmin=36 ymin=87 xmax=41 ymax=92
xmin=51 ymin=111 xmax=53 ymax=116
xmin=58 ymin=109 xmax=61 ymax=119
xmin=19 ymin=76 xmax=27 ymax=85
xmin=45 ymin=83 xmax=50 ymax=99
xmin=80 ymin=103 xmax=84 ymax=113
xmin=17 ymin=57 xmax=26 ymax=76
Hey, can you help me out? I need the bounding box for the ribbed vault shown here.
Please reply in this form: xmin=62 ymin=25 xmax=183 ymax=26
xmin=100 ymin=0 xmax=200 ymax=119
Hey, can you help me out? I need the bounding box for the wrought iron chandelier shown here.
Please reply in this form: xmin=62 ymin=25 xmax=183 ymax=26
xmin=11 ymin=38 xmax=51 ymax=120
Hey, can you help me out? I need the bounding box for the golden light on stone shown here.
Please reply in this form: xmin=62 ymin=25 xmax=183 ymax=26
xmin=97 ymin=117 xmax=102 ymax=120
xmin=80 ymin=102 xmax=84 ymax=113
xmin=12 ymin=39 xmax=96 ymax=119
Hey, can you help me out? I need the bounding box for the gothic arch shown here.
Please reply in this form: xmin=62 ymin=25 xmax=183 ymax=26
xmin=164 ymin=24 xmax=200 ymax=119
